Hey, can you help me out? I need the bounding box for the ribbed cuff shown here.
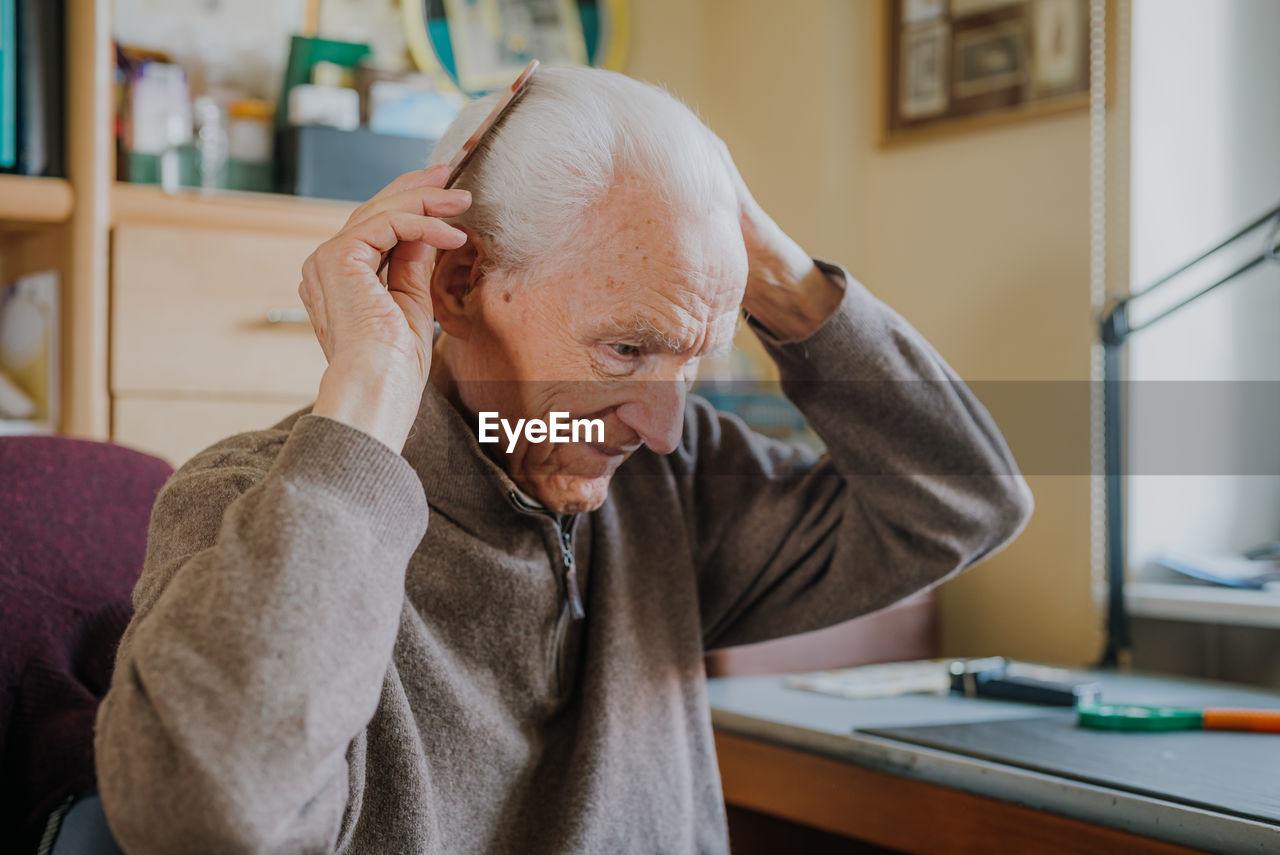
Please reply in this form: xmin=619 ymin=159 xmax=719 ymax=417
xmin=269 ymin=414 xmax=429 ymax=547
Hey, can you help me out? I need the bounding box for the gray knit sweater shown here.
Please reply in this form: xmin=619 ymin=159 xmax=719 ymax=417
xmin=94 ymin=262 xmax=1032 ymax=854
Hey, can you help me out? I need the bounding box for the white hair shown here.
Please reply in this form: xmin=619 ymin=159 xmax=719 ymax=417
xmin=426 ymin=66 xmax=735 ymax=281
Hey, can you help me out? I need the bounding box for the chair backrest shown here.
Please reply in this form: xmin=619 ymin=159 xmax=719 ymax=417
xmin=0 ymin=435 xmax=172 ymax=850
xmin=0 ymin=436 xmax=173 ymax=595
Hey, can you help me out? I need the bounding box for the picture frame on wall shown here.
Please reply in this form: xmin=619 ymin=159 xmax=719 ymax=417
xmin=900 ymin=21 xmax=949 ymax=118
xmin=1031 ymin=0 xmax=1088 ymax=96
xmin=882 ymin=0 xmax=1094 ymax=145
xmin=953 ymin=22 xmax=1027 ymax=98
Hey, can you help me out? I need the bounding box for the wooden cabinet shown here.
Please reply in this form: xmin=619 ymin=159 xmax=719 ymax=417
xmin=0 ymin=1 xmax=358 ymax=460
xmin=112 ymin=397 xmax=311 ymax=465
xmin=106 ymin=185 xmax=352 ymax=464
xmin=111 ymin=225 xmax=326 ymax=398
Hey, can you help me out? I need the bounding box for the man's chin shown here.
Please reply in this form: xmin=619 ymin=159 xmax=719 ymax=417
xmin=525 ymin=473 xmax=614 ymax=515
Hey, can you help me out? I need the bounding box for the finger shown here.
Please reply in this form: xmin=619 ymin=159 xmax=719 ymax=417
xmin=390 ymin=238 xmax=438 ymax=264
xmin=386 ymin=245 xmax=436 ymax=300
xmin=344 ymin=164 xmax=453 ymax=227
xmin=385 ymin=233 xmax=440 ymax=300
xmin=352 ymin=183 xmax=472 ymax=227
xmin=338 ymin=211 xmax=468 ymax=268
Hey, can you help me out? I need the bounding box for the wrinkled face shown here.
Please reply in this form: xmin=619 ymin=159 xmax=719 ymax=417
xmin=437 ymin=174 xmax=747 ymax=513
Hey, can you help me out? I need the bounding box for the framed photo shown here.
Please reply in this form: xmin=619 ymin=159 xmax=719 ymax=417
xmin=1031 ymin=0 xmax=1088 ymax=96
xmin=950 ymin=0 xmax=1024 ymax=17
xmin=882 ymin=0 xmax=1093 ymax=145
xmin=953 ymin=22 xmax=1027 ymax=98
xmin=444 ymin=0 xmax=589 ymax=93
xmin=900 ymin=21 xmax=949 ymax=119
xmin=902 ymin=0 xmax=946 ymax=24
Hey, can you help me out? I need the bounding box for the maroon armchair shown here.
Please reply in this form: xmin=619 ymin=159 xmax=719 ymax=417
xmin=0 ymin=436 xmax=172 ymax=850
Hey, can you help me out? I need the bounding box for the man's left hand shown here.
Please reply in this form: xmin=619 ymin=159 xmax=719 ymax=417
xmin=714 ymin=138 xmax=844 ymax=341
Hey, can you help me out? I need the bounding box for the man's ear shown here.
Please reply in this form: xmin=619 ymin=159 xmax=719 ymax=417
xmin=430 ymin=226 xmax=487 ymax=339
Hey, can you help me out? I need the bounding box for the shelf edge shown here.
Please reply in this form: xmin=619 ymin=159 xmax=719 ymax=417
xmin=111 ymin=182 xmax=355 ymax=235
xmin=0 ymin=175 xmax=75 ymax=224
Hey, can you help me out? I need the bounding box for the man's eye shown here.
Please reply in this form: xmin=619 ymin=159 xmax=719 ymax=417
xmin=611 ymin=343 xmax=641 ymax=358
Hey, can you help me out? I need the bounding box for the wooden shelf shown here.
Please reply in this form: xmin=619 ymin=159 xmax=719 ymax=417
xmin=112 ymin=182 xmax=356 ymax=236
xmin=0 ymin=418 xmax=55 ymax=436
xmin=0 ymin=175 xmax=74 ymax=226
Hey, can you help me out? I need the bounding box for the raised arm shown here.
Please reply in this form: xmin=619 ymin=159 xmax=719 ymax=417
xmin=96 ymin=417 xmax=427 ymax=852
xmin=693 ymin=145 xmax=1033 ymax=650
xmin=95 ymin=168 xmax=470 ymax=852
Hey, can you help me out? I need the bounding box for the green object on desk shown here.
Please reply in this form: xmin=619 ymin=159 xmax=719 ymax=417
xmin=1078 ymin=701 xmax=1280 ymax=732
xmin=1077 ymin=703 xmax=1204 ymax=732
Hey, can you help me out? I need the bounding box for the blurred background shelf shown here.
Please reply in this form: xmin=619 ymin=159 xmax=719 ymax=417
xmin=112 ymin=182 xmax=354 ymax=235
xmin=0 ymin=418 xmax=56 ymax=436
xmin=0 ymin=175 xmax=75 ymax=227
xmin=1126 ymin=581 xmax=1280 ymax=629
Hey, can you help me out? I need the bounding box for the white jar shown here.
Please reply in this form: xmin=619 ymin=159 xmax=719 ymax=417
xmin=227 ymin=98 xmax=274 ymax=163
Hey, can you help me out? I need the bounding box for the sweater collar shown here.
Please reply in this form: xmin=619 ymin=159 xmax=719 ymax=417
xmin=402 ymin=380 xmax=550 ymax=523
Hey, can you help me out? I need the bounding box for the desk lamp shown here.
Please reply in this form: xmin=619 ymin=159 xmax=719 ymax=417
xmin=1097 ymin=202 xmax=1280 ymax=667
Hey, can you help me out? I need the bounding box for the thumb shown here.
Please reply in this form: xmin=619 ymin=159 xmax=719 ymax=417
xmin=422 ymin=162 xmax=451 ymax=189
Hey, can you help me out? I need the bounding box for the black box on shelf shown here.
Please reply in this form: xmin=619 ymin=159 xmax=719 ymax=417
xmin=276 ymin=126 xmax=436 ymax=202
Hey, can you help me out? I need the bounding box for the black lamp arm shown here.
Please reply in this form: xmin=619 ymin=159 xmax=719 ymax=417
xmin=1095 ymin=201 xmax=1280 ymax=669
xmin=1100 ymin=202 xmax=1280 ymax=347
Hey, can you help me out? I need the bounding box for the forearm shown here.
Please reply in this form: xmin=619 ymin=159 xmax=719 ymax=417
xmin=313 ymin=358 xmax=425 ymax=453
xmin=96 ymin=416 xmax=427 ymax=852
xmin=761 ymin=262 xmax=1033 ymax=563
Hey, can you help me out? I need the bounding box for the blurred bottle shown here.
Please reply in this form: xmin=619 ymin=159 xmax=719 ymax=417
xmin=194 ymin=95 xmax=229 ymax=191
xmin=228 ymin=98 xmax=274 ymax=164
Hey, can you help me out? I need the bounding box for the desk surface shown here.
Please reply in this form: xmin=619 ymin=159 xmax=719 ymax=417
xmin=708 ymin=669 xmax=1280 ymax=853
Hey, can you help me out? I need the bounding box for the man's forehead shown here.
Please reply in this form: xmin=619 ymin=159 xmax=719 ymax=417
xmin=585 ymin=172 xmax=738 ymax=254
xmin=583 ymin=205 xmax=744 ymax=301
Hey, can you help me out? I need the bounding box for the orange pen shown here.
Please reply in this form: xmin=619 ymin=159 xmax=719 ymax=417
xmin=1202 ymin=707 xmax=1280 ymax=733
xmin=1079 ymin=702 xmax=1280 ymax=732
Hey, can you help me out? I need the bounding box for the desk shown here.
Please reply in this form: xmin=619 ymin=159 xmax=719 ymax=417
xmin=708 ymin=670 xmax=1280 ymax=854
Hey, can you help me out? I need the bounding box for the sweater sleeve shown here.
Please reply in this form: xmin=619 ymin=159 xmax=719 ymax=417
xmin=94 ymin=413 xmax=429 ymax=854
xmin=692 ymin=261 xmax=1034 ymax=651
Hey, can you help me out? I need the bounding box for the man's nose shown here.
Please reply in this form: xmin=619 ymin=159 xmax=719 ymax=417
xmin=614 ymin=379 xmax=687 ymax=455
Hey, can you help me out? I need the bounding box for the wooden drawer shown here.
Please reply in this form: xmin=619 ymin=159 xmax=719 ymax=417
xmin=111 ymin=224 xmax=328 ymax=397
xmin=113 ymin=395 xmax=311 ymax=466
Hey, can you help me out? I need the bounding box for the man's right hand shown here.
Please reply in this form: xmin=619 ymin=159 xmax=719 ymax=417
xmin=300 ymin=165 xmax=472 ymax=452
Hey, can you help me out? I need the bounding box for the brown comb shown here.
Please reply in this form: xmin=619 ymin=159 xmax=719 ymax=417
xmin=443 ymin=59 xmax=540 ymax=189
xmin=378 ymin=60 xmax=539 ymax=279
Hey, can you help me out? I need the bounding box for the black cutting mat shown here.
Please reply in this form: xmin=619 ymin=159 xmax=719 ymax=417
xmin=863 ymin=713 xmax=1280 ymax=825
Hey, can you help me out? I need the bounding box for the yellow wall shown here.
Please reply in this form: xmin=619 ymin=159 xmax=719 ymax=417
xmin=629 ymin=0 xmax=1101 ymax=665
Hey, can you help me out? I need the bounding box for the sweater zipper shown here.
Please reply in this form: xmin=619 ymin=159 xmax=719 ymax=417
xmin=508 ymin=490 xmax=585 ymax=620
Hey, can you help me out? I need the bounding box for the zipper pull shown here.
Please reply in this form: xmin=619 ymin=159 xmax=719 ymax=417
xmin=565 ymin=563 xmax=586 ymax=620
xmin=561 ymin=525 xmax=585 ymax=620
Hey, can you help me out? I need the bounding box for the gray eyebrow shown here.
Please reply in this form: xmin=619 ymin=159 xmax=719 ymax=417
xmin=594 ymin=311 xmax=740 ymax=359
xmin=595 ymin=314 xmax=688 ymax=354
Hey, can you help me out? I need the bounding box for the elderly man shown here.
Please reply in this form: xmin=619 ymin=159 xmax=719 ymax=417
xmin=95 ymin=67 xmax=1031 ymax=853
